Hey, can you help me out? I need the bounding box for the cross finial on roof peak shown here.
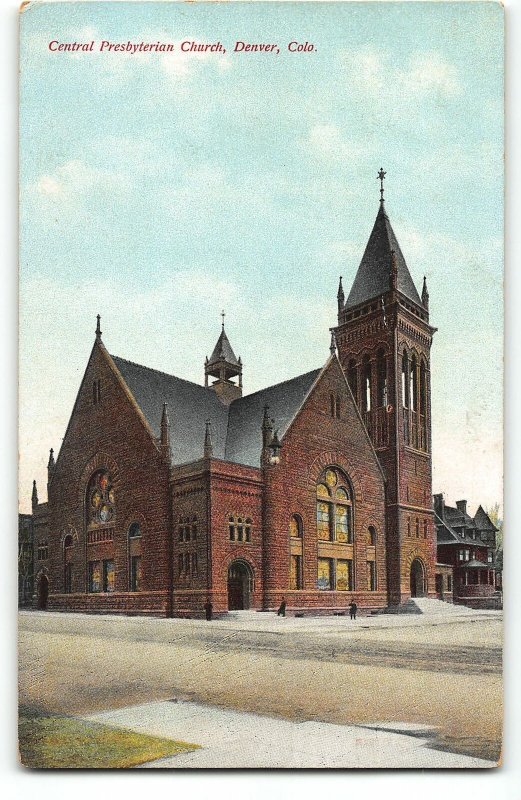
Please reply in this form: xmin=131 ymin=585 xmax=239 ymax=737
xmin=377 ymin=167 xmax=386 ymax=203
xmin=221 ymin=310 xmax=225 ymax=330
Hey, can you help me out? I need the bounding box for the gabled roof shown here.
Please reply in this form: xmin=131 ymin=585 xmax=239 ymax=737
xmin=434 ymin=512 xmax=463 ymax=543
xmin=473 ymin=505 xmax=499 ymax=532
xmin=208 ymin=328 xmax=240 ymax=367
xmin=112 ymin=354 xmax=321 ymax=469
xmin=112 ymin=356 xmax=229 ymax=463
xmin=225 ymin=369 xmax=321 ymax=467
xmin=345 ymin=204 xmax=422 ymax=309
xmin=444 ymin=504 xmax=477 ymax=530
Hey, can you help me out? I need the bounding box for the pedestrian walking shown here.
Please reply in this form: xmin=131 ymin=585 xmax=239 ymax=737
xmin=204 ymin=600 xmax=213 ymax=621
xmin=348 ymin=600 xmax=357 ymax=620
xmin=277 ymin=598 xmax=286 ymax=617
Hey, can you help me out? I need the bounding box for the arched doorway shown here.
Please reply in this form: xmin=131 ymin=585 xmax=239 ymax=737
xmin=410 ymin=558 xmax=425 ymax=598
xmin=37 ymin=574 xmax=49 ymax=610
xmin=227 ymin=560 xmax=252 ymax=610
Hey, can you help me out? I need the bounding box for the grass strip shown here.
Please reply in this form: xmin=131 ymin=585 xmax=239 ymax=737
xmin=19 ymin=710 xmax=200 ymax=769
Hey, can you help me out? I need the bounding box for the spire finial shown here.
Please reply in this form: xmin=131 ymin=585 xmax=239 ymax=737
xmin=31 ymin=479 xmax=38 ymax=508
xmin=377 ymin=167 xmax=386 ymax=203
xmin=337 ymin=276 xmax=345 ymax=314
xmin=421 ymin=275 xmax=429 ymax=310
xmin=329 ymin=330 xmax=336 ymax=356
xmin=221 ymin=310 xmax=225 ymax=330
xmin=95 ymin=314 xmax=102 ymax=341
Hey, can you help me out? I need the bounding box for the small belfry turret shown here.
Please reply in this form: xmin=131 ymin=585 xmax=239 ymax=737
xmin=337 ymin=276 xmax=345 ymax=315
xmin=204 ymin=312 xmax=243 ymax=406
xmin=95 ymin=314 xmax=102 ymax=342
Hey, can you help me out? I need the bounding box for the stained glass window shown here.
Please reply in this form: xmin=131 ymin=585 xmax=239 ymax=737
xmin=130 ymin=556 xmax=141 ymax=591
xmin=103 ymin=560 xmax=115 ymax=592
xmin=317 ymin=483 xmax=330 ymax=499
xmin=367 ymin=560 xmax=376 ymax=591
xmin=86 ymin=470 xmax=115 ymax=526
xmin=289 ymin=516 xmax=302 ymax=538
xmin=317 ymin=502 xmax=331 ymax=540
xmin=317 ymin=558 xmax=332 ymax=590
xmin=325 ymin=469 xmax=337 ymax=487
xmin=290 ymin=555 xmax=302 ymax=590
xmin=336 ymin=559 xmax=350 ymax=591
xmin=88 ymin=560 xmax=102 ymax=593
xmin=335 ymin=505 xmax=350 ymax=543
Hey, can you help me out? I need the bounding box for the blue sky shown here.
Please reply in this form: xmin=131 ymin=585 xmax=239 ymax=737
xmin=19 ymin=1 xmax=503 ymax=513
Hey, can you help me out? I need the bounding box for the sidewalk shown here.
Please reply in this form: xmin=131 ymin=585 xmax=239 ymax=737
xmin=85 ymin=700 xmax=496 ymax=769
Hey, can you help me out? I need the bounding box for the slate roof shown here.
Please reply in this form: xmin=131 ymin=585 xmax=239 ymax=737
xmin=464 ymin=559 xmax=489 ymax=569
xmin=111 ymin=354 xmax=321 ymax=469
xmin=473 ymin=505 xmax=498 ymax=532
xmin=345 ymin=204 xmax=423 ymax=310
xmin=207 ymin=328 xmax=240 ymax=367
xmin=444 ymin=504 xmax=477 ymax=530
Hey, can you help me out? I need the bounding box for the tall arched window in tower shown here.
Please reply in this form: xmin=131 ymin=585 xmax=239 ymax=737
xmin=289 ymin=514 xmax=303 ymax=590
xmin=401 ymin=352 xmax=409 ymax=408
xmin=362 ymin=355 xmax=371 ymax=413
xmin=64 ymin=534 xmax=73 ymax=593
xmin=419 ymin=360 xmax=428 ymax=451
xmin=316 ymin=468 xmax=354 ymax=592
xmin=347 ymin=359 xmax=358 ymax=403
xmin=376 ymin=349 xmax=387 ymax=408
xmin=410 ymin=354 xmax=418 ymax=412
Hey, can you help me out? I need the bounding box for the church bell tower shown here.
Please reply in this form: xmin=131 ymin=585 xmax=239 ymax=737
xmin=333 ymin=171 xmax=437 ymax=605
xmin=205 ymin=313 xmax=243 ymax=406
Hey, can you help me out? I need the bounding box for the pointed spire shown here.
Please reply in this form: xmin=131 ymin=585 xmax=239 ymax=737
xmin=95 ymin=314 xmax=102 ymax=341
xmin=390 ymin=249 xmax=398 ymax=291
xmin=421 ymin=276 xmax=430 ymax=310
xmin=31 ymin=480 xmax=38 ymax=509
xmin=205 ymin=315 xmax=243 ymax=404
xmin=47 ymin=448 xmax=55 ymax=485
xmin=329 ymin=330 xmax=336 ymax=356
xmin=160 ymin=402 xmax=171 ymax=462
xmin=204 ymin=419 xmax=213 ymax=458
xmin=337 ymin=276 xmax=345 ymax=314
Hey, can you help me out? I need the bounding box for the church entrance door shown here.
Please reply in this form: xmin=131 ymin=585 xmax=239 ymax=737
xmin=37 ymin=574 xmax=48 ymax=610
xmin=227 ymin=561 xmax=251 ymax=610
xmin=410 ymin=559 xmax=425 ymax=598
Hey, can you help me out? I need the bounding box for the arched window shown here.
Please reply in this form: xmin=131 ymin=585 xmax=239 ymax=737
xmin=407 ymin=516 xmax=411 ymax=537
xmin=401 ymin=352 xmax=409 ymax=408
xmin=86 ymin=470 xmax=115 ymax=526
xmin=347 ymin=359 xmax=358 ymax=403
xmin=64 ymin=534 xmax=73 ymax=594
xmin=128 ymin=523 xmax=142 ymax=592
xmin=376 ymin=349 xmax=387 ymax=408
xmin=410 ymin=355 xmax=418 ymax=412
xmin=289 ymin=515 xmax=302 ymax=538
xmin=420 ymin=361 xmax=427 ymax=415
xmin=362 ymin=356 xmax=371 ymax=412
xmin=415 ymin=517 xmax=420 ymax=538
xmin=316 ymin=468 xmax=353 ymax=544
xmin=368 ymin=526 xmax=377 ymax=546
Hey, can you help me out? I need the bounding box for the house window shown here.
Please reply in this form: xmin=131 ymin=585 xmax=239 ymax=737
xmin=447 ymin=575 xmax=452 ymax=591
xmin=290 ymin=555 xmax=302 ymax=590
xmin=316 ymin=469 xmax=353 ymax=543
xmin=487 ymin=552 xmax=493 ymax=563
xmin=367 ymin=560 xmax=377 ymax=591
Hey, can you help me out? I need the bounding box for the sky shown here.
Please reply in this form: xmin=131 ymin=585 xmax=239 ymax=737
xmin=19 ymin=1 xmax=503 ymax=515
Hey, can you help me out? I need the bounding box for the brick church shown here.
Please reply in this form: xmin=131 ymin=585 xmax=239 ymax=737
xmin=30 ymin=177 xmax=442 ymax=617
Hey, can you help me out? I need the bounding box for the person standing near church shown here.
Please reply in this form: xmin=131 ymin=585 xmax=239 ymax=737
xmin=205 ymin=599 xmax=213 ymax=621
xmin=348 ymin=600 xmax=357 ymax=620
xmin=277 ymin=598 xmax=286 ymax=617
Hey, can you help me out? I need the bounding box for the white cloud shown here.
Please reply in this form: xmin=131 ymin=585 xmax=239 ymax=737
xmin=341 ymin=48 xmax=462 ymax=99
xmin=300 ymin=124 xmax=367 ymax=161
xmin=33 ymin=159 xmax=129 ymax=205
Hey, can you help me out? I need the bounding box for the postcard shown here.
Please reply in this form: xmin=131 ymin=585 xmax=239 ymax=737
xmin=18 ymin=1 xmax=503 ymax=769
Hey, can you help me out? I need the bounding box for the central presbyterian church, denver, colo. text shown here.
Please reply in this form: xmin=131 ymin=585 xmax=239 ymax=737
xmin=30 ymin=176 xmax=454 ymax=616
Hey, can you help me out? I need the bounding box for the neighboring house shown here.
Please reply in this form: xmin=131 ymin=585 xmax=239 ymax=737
xmin=26 ymin=182 xmax=440 ymax=617
xmin=434 ymin=494 xmax=501 ymax=609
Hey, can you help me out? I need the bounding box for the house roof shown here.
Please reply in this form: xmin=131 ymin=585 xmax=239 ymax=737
xmin=444 ymin=504 xmax=477 ymax=530
xmin=344 ymin=204 xmax=423 ymax=310
xmin=463 ymin=559 xmax=490 ymax=569
xmin=111 ymin=354 xmax=321 ymax=469
xmin=473 ymin=505 xmax=499 ymax=532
